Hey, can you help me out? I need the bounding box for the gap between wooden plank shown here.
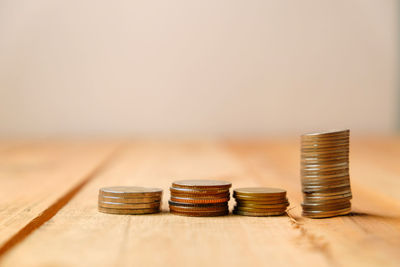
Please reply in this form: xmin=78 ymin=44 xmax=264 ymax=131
xmin=0 ymin=144 xmax=124 ymax=258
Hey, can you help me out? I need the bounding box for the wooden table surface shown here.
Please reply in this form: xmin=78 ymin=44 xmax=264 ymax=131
xmin=0 ymin=138 xmax=399 ymax=267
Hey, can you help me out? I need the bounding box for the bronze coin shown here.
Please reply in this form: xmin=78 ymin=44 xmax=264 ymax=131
xmin=98 ymin=201 xmax=160 ymax=209
xmin=302 ymin=202 xmax=351 ymax=211
xmin=168 ymin=200 xmax=227 ymax=208
xmin=98 ymin=195 xmax=161 ymax=204
xmin=169 ymin=205 xmax=228 ymax=213
xmin=170 ymin=196 xmax=230 ymax=204
xmin=172 ymin=180 xmax=232 ymax=189
xmin=99 ymin=186 xmax=163 ymax=198
xmin=301 ymin=129 xmax=349 ymax=138
xmin=170 ymin=187 xmax=230 ymax=195
xmin=98 ymin=206 xmax=160 ymax=215
xmin=170 ymin=210 xmax=229 ymax=217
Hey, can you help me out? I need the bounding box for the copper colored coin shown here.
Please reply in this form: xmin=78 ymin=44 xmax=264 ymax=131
xmin=169 ymin=205 xmax=228 ymax=213
xmin=98 ymin=195 xmax=161 ymax=204
xmin=233 ymin=209 xmax=286 ymax=217
xmin=99 ymin=186 xmax=163 ymax=198
xmin=302 ymin=202 xmax=351 ymax=211
xmin=168 ymin=200 xmax=227 ymax=208
xmin=98 ymin=206 xmax=160 ymax=215
xmin=172 ymin=180 xmax=232 ymax=190
xmin=170 ymin=187 xmax=230 ymax=196
xmin=98 ymin=201 xmax=160 ymax=209
xmin=170 ymin=210 xmax=229 ymax=217
xmin=170 ymin=196 xmax=230 ymax=204
xmin=301 ymin=129 xmax=349 ymax=138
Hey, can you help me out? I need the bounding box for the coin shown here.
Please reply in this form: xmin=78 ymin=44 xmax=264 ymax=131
xmin=98 ymin=201 xmax=160 ymax=209
xmin=233 ymin=187 xmax=286 ymax=197
xmin=169 ymin=205 xmax=228 ymax=213
xmin=172 ymin=180 xmax=232 ymax=189
xmin=168 ymin=200 xmax=228 ymax=208
xmin=302 ymin=207 xmax=351 ymax=218
xmin=170 ymin=210 xmax=229 ymax=217
xmin=98 ymin=206 xmax=160 ymax=215
xmin=99 ymin=186 xmax=163 ymax=198
xmin=236 ymin=198 xmax=289 ymax=205
xmin=170 ymin=187 xmax=230 ymax=196
xmin=233 ymin=194 xmax=287 ymax=201
xmin=234 ymin=202 xmax=289 ymax=209
xmin=233 ymin=210 xmax=286 ymax=217
xmin=234 ymin=206 xmax=287 ymax=213
xmin=170 ymin=196 xmax=230 ymax=204
xmin=98 ymin=195 xmax=161 ymax=204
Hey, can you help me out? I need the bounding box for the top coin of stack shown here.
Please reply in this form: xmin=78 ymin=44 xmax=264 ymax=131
xmin=98 ymin=186 xmax=162 ymax=215
xmin=301 ymin=129 xmax=352 ymax=218
xmin=233 ymin=187 xmax=289 ymax=216
xmin=169 ymin=180 xmax=231 ymax=217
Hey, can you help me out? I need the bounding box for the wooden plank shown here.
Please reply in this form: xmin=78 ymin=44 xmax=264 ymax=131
xmin=1 ymin=139 xmax=400 ymax=266
xmin=0 ymin=140 xmax=120 ymax=255
xmin=0 ymin=141 xmax=329 ymax=267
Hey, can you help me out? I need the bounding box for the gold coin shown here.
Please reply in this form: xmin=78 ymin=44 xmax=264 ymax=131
xmin=302 ymin=196 xmax=352 ymax=204
xmin=234 ymin=194 xmax=287 ymax=202
xmin=99 ymin=186 xmax=163 ymax=198
xmin=170 ymin=210 xmax=229 ymax=217
xmin=98 ymin=206 xmax=160 ymax=215
xmin=98 ymin=195 xmax=161 ymax=204
xmin=234 ymin=206 xmax=287 ymax=213
xmin=236 ymin=198 xmax=289 ymax=205
xmin=233 ymin=210 xmax=286 ymax=217
xmin=235 ymin=202 xmax=289 ymax=209
xmin=302 ymin=207 xmax=351 ymax=218
xmin=98 ymin=201 xmax=160 ymax=209
xmin=172 ymin=180 xmax=232 ymax=189
xmin=233 ymin=187 xmax=286 ymax=197
xmin=301 ymin=129 xmax=349 ymax=138
xmin=302 ymin=202 xmax=351 ymax=211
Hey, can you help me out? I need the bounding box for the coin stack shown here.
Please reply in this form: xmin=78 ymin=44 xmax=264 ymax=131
xmin=301 ymin=129 xmax=352 ymax=218
xmin=169 ymin=180 xmax=231 ymax=217
xmin=233 ymin=187 xmax=289 ymax=216
xmin=98 ymin=186 xmax=162 ymax=215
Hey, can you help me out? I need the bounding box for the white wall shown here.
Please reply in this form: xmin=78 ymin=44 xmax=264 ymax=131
xmin=0 ymin=0 xmax=398 ymax=137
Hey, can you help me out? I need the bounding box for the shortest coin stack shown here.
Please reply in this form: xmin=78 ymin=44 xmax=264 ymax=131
xmin=169 ymin=180 xmax=231 ymax=217
xmin=233 ymin=188 xmax=289 ymax=216
xmin=98 ymin=186 xmax=162 ymax=215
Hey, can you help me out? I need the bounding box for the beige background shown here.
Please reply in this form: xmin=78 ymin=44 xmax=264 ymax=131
xmin=0 ymin=0 xmax=398 ymax=137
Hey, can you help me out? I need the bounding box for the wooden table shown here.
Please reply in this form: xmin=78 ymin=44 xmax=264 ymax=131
xmin=0 ymin=138 xmax=399 ymax=267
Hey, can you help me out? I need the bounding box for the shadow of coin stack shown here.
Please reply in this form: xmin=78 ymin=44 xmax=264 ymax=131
xmin=301 ymin=129 xmax=352 ymax=218
xmin=98 ymin=186 xmax=162 ymax=215
xmin=233 ymin=187 xmax=289 ymax=216
xmin=169 ymin=180 xmax=231 ymax=217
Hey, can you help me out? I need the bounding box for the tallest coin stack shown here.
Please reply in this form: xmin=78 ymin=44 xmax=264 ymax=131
xmin=301 ymin=129 xmax=352 ymax=218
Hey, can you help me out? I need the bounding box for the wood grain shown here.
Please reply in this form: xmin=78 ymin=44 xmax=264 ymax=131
xmin=0 ymin=139 xmax=399 ymax=267
xmin=0 ymin=140 xmax=119 ymax=255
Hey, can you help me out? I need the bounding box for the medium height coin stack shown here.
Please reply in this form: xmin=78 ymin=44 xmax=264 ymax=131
xmin=233 ymin=187 xmax=289 ymax=216
xmin=301 ymin=130 xmax=352 ymax=218
xmin=169 ymin=180 xmax=231 ymax=217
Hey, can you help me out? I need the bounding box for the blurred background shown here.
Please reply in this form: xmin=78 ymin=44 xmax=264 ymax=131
xmin=0 ymin=0 xmax=398 ymax=138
